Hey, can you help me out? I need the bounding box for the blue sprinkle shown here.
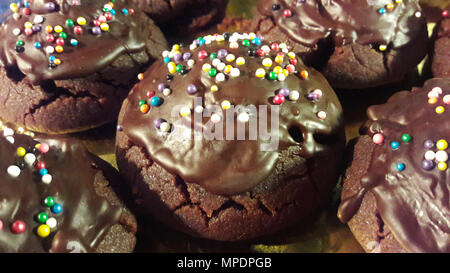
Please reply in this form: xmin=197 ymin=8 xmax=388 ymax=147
xmin=163 ymin=57 xmax=171 ymax=63
xmin=110 ymin=9 xmax=116 ymax=15
xmin=396 ymin=163 xmax=405 ymax=171
xmin=49 ymin=56 xmax=56 ymax=62
xmin=122 ymin=8 xmax=129 ymax=15
xmin=252 ymin=38 xmax=262 ymax=46
xmin=198 ymin=39 xmax=206 ymax=46
xmin=40 ymin=168 xmax=48 ymax=176
xmin=51 ymin=203 xmax=63 ymax=214
xmin=379 ymin=8 xmax=386 ymax=14
xmin=150 ymin=97 xmax=163 ymax=107
xmin=34 ymin=42 xmax=41 ymax=49
xmin=391 ymin=141 xmax=400 ymax=150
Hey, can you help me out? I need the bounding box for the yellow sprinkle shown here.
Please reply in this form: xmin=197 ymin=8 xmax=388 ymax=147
xmin=283 ymin=69 xmax=289 ymax=77
xmin=221 ymin=100 xmax=231 ymax=110
xmin=255 ymin=68 xmax=266 ymax=78
xmin=226 ymin=54 xmax=235 ymax=62
xmin=262 ymin=58 xmax=272 ymax=67
xmin=288 ymin=52 xmax=296 ymax=59
xmin=172 ymin=44 xmax=180 ymax=51
xmin=236 ymin=57 xmax=246 ymax=66
xmin=224 ymin=65 xmax=233 ymax=74
xmin=168 ymin=62 xmax=177 ymax=74
xmin=202 ymin=63 xmax=211 ymax=72
xmin=100 ymin=23 xmax=109 ymax=32
xmin=275 ymin=55 xmax=284 ymax=64
xmin=436 ymin=106 xmax=445 ymax=114
xmin=437 ymin=140 xmax=448 ymax=150
xmin=273 ymin=66 xmax=283 ymax=74
xmin=17 ymin=147 xmax=26 ymax=157
xmin=211 ymin=85 xmax=219 ymax=92
xmin=438 ymin=162 xmax=447 ymax=171
xmin=77 ymin=17 xmax=87 ymax=26
xmin=54 ymin=25 xmax=63 ymax=33
xmin=55 ymin=46 xmax=64 ymax=53
xmin=379 ymin=45 xmax=388 ymax=51
xmin=24 ymin=22 xmax=33 ymax=29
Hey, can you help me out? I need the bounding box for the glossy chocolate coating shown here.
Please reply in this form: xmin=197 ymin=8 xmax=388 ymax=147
xmin=0 ymin=0 xmax=149 ymax=84
xmin=258 ymin=0 xmax=425 ymax=49
xmin=0 ymin=133 xmax=123 ymax=253
xmin=119 ymin=34 xmax=344 ymax=195
xmin=338 ymin=78 xmax=450 ymax=253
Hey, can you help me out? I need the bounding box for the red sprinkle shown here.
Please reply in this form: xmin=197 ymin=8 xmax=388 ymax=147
xmin=11 ymin=220 xmax=26 ymax=234
xmin=74 ymin=26 xmax=83 ymax=34
xmin=146 ymin=91 xmax=155 ymax=98
xmin=198 ymin=50 xmax=208 ymax=60
xmin=36 ymin=161 xmax=46 ymax=170
xmin=283 ymin=9 xmax=292 ymax=17
xmin=273 ymin=94 xmax=285 ymax=105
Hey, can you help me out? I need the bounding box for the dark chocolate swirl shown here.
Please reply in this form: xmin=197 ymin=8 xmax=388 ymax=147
xmin=0 ymin=132 xmax=124 ymax=253
xmin=119 ymin=34 xmax=344 ymax=195
xmin=338 ymin=78 xmax=450 ymax=253
xmin=0 ymin=0 xmax=150 ymax=84
xmin=258 ymin=0 xmax=426 ymax=49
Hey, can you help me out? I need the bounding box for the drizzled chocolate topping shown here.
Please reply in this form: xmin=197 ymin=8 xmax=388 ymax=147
xmin=0 ymin=133 xmax=122 ymax=253
xmin=338 ymin=78 xmax=450 ymax=253
xmin=119 ymin=33 xmax=344 ymax=195
xmin=0 ymin=0 xmax=149 ymax=84
xmin=258 ymin=0 xmax=425 ymax=49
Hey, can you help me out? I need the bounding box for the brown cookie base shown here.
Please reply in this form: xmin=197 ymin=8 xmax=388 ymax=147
xmin=250 ymin=14 xmax=429 ymax=89
xmin=0 ymin=14 xmax=167 ymax=134
xmin=88 ymin=152 xmax=138 ymax=253
xmin=115 ymin=121 xmax=345 ymax=242
xmin=340 ymin=136 xmax=407 ymax=253
xmin=432 ymin=18 xmax=450 ymax=78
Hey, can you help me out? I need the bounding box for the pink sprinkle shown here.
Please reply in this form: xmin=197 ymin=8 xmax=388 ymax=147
xmin=428 ymin=90 xmax=439 ymax=99
xmin=261 ymin=45 xmax=271 ymax=54
xmin=443 ymin=95 xmax=450 ymax=105
xmin=0 ymin=220 xmax=3 ymax=231
xmin=229 ymin=41 xmax=239 ymax=49
xmin=372 ymin=133 xmax=384 ymax=144
xmin=313 ymin=89 xmax=323 ymax=98
xmin=39 ymin=143 xmax=50 ymax=154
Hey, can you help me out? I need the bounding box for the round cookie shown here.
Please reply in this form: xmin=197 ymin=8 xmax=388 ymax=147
xmin=131 ymin=0 xmax=229 ymax=35
xmin=432 ymin=15 xmax=450 ymax=78
xmin=0 ymin=0 xmax=167 ymax=134
xmin=0 ymin=127 xmax=137 ymax=253
xmin=116 ymin=32 xmax=345 ymax=241
xmin=251 ymin=0 xmax=429 ymax=89
xmin=338 ymin=78 xmax=450 ymax=253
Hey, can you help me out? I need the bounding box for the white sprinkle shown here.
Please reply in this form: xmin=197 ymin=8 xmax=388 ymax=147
xmin=425 ymin=150 xmax=436 ymax=161
xmin=6 ymin=136 xmax=14 ymax=144
xmin=187 ymin=59 xmax=195 ymax=68
xmin=42 ymin=174 xmax=52 ymax=184
xmin=317 ymin=111 xmax=327 ymax=120
xmin=45 ymin=46 xmax=55 ymax=54
xmin=289 ymin=90 xmax=300 ymax=101
xmin=415 ymin=11 xmax=422 ymax=18
xmin=195 ymin=106 xmax=204 ymax=113
xmin=277 ymin=73 xmax=286 ymax=81
xmin=216 ymin=73 xmax=226 ymax=82
xmin=46 ymin=217 xmax=57 ymax=229
xmin=12 ymin=28 xmax=21 ymax=36
xmin=189 ymin=43 xmax=197 ymax=51
xmin=3 ymin=128 xmax=14 ymax=136
xmin=162 ymin=50 xmax=169 ymax=58
xmin=212 ymin=58 xmax=221 ymax=67
xmin=163 ymin=88 xmax=171 ymax=96
xmin=160 ymin=122 xmax=171 ymax=132
xmin=436 ymin=151 xmax=448 ymax=162
xmin=7 ymin=165 xmax=21 ymax=178
xmin=24 ymin=153 xmax=36 ymax=166
xmin=230 ymin=68 xmax=240 ymax=77
xmin=33 ymin=15 xmax=44 ymax=24
xmin=217 ymin=62 xmax=226 ymax=71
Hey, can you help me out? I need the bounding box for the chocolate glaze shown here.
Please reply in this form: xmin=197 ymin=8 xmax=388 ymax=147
xmin=258 ymin=0 xmax=425 ymax=49
xmin=120 ymin=36 xmax=344 ymax=195
xmin=338 ymin=78 xmax=450 ymax=253
xmin=0 ymin=0 xmax=149 ymax=84
xmin=0 ymin=133 xmax=122 ymax=253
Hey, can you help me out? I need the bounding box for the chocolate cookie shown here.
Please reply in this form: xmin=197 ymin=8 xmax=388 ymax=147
xmin=131 ymin=0 xmax=229 ymax=35
xmin=432 ymin=16 xmax=450 ymax=78
xmin=116 ymin=32 xmax=345 ymax=241
xmin=251 ymin=0 xmax=429 ymax=89
xmin=338 ymin=78 xmax=450 ymax=253
xmin=0 ymin=0 xmax=167 ymax=134
xmin=0 ymin=127 xmax=137 ymax=253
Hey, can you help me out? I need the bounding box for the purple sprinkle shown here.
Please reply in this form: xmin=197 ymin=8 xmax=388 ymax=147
xmin=92 ymin=26 xmax=101 ymax=35
xmin=182 ymin=52 xmax=191 ymax=61
xmin=173 ymin=53 xmax=182 ymax=62
xmin=32 ymin=25 xmax=42 ymax=33
xmin=153 ymin=118 xmax=165 ymax=129
xmin=46 ymin=2 xmax=56 ymax=12
xmin=116 ymin=125 xmax=123 ymax=131
xmin=422 ymin=159 xmax=435 ymax=171
xmin=279 ymin=88 xmax=290 ymax=97
xmin=424 ymin=139 xmax=435 ymax=149
xmin=307 ymin=92 xmax=319 ymax=101
xmin=194 ymin=39 xmax=200 ymax=46
xmin=158 ymin=83 xmax=166 ymax=92
xmin=217 ymin=49 xmax=228 ymax=59
xmin=187 ymin=84 xmax=197 ymax=94
xmin=297 ymin=0 xmax=306 ymax=4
